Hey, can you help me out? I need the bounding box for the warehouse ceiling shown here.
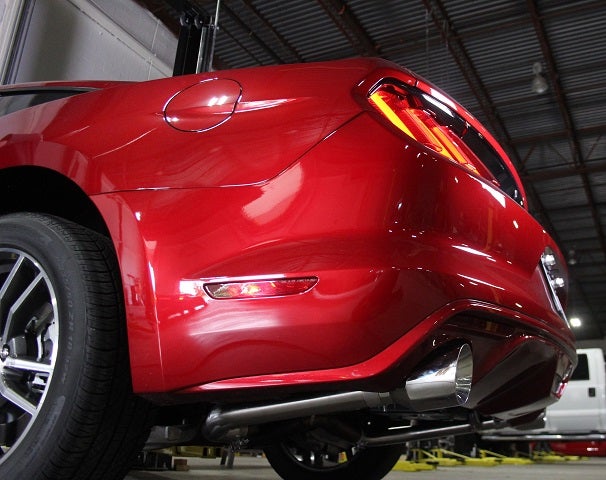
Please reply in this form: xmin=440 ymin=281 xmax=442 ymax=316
xmin=136 ymin=0 xmax=606 ymax=341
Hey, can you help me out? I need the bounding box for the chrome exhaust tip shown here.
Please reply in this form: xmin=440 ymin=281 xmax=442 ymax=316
xmin=404 ymin=343 xmax=473 ymax=411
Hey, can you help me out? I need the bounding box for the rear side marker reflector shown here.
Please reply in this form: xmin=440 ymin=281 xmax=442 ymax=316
xmin=204 ymin=277 xmax=318 ymax=300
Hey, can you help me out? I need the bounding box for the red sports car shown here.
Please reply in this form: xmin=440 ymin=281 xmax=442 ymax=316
xmin=0 ymin=58 xmax=576 ymax=480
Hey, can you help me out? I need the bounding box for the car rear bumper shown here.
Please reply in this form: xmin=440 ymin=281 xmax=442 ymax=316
xmin=93 ymin=112 xmax=575 ymax=418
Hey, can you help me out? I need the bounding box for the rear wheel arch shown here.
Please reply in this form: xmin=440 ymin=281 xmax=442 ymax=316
xmin=0 ymin=165 xmax=110 ymax=237
xmin=0 ymin=165 xmax=167 ymax=393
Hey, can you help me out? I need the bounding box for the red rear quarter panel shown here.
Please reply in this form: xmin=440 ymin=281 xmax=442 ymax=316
xmin=0 ymin=60 xmax=373 ymax=190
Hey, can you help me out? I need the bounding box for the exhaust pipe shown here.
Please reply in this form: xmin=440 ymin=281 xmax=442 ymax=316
xmin=361 ymin=418 xmax=502 ymax=447
xmin=203 ymin=391 xmax=391 ymax=440
xmin=203 ymin=344 xmax=473 ymax=441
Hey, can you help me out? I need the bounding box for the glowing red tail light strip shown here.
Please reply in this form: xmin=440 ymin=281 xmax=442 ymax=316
xmin=369 ymin=83 xmax=480 ymax=176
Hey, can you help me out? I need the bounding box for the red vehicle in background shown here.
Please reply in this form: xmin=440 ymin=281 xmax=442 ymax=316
xmin=550 ymin=441 xmax=606 ymax=457
xmin=0 ymin=58 xmax=575 ymax=480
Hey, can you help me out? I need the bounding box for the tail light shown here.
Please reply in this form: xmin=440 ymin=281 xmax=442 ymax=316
xmin=368 ymin=81 xmax=487 ymax=179
xmin=540 ymin=247 xmax=568 ymax=321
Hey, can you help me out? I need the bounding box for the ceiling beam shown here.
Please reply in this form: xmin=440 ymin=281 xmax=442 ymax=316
xmin=236 ymin=0 xmax=303 ymax=62
xmin=316 ymin=0 xmax=378 ymax=56
xmin=523 ymin=160 xmax=606 ymax=182
xmin=511 ymin=125 xmax=606 ymax=146
xmin=220 ymin=1 xmax=284 ymax=63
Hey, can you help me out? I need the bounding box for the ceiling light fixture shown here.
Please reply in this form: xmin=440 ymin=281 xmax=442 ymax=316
xmin=531 ymin=62 xmax=549 ymax=95
xmin=569 ymin=317 xmax=582 ymax=328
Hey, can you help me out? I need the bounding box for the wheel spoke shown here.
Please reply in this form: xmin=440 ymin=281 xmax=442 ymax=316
xmin=0 ymin=377 xmax=36 ymax=416
xmin=3 ymin=273 xmax=44 ymax=341
xmin=3 ymin=357 xmax=53 ymax=375
xmin=0 ymin=254 xmax=26 ymax=337
xmin=0 ymin=254 xmax=25 ymax=304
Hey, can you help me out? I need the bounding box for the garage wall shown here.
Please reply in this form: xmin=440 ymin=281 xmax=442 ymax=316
xmin=6 ymin=0 xmax=176 ymax=83
xmin=0 ymin=0 xmax=27 ymax=83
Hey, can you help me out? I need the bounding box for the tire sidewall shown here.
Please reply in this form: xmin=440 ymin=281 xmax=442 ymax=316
xmin=0 ymin=214 xmax=90 ymax=473
xmin=265 ymin=441 xmax=404 ymax=480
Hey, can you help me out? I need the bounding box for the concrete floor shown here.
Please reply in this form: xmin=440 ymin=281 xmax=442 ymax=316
xmin=126 ymin=455 xmax=606 ymax=480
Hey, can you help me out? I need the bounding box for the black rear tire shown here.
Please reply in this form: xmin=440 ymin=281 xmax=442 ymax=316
xmin=265 ymin=437 xmax=404 ymax=480
xmin=0 ymin=213 xmax=152 ymax=479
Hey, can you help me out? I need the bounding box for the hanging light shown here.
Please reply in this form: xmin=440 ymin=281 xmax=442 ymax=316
xmin=569 ymin=317 xmax=582 ymax=328
xmin=531 ymin=62 xmax=549 ymax=94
